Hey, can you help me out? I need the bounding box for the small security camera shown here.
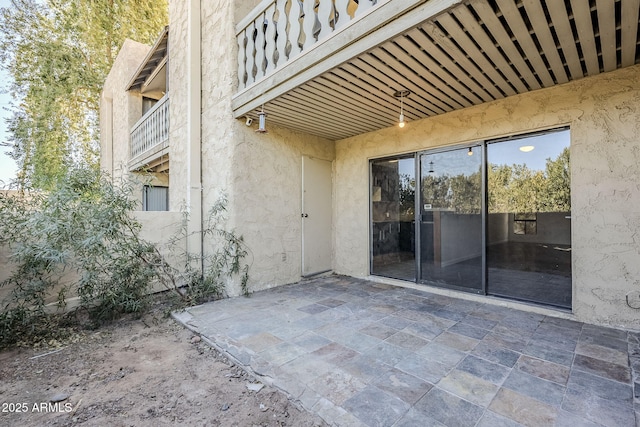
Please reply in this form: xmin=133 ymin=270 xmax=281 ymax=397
xmin=245 ymin=116 xmax=253 ymax=126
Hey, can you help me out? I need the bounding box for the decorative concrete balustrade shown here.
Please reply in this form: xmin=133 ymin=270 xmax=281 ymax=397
xmin=237 ymin=0 xmax=387 ymax=90
xmin=130 ymin=94 xmax=169 ymax=159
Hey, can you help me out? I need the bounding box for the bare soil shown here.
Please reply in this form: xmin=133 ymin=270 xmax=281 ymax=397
xmin=0 ymin=306 xmax=326 ymax=427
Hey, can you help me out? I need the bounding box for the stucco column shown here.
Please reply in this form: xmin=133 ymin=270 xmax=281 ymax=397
xmin=101 ymin=95 xmax=114 ymax=178
xmin=186 ymin=0 xmax=203 ymax=273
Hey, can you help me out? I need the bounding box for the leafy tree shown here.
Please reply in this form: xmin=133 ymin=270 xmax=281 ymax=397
xmin=421 ymin=171 xmax=481 ymax=214
xmin=0 ymin=0 xmax=168 ymax=189
xmin=543 ymin=147 xmax=570 ymax=212
xmin=488 ymin=148 xmax=571 ymax=214
xmin=398 ymin=173 xmax=415 ymax=219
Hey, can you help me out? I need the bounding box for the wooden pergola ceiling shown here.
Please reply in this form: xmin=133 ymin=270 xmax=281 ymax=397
xmin=249 ymin=0 xmax=640 ymax=141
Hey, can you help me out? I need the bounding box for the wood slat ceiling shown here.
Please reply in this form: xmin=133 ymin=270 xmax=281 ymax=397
xmin=127 ymin=27 xmax=169 ymax=92
xmin=250 ymin=0 xmax=640 ymax=141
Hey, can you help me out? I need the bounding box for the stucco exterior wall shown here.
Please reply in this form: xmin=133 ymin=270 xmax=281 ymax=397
xmin=334 ymin=65 xmax=640 ymax=329
xmin=197 ymin=1 xmax=335 ymax=296
xmin=100 ymin=39 xmax=150 ymax=183
xmin=228 ymin=125 xmax=335 ymax=294
xmin=167 ymin=1 xmax=189 ymax=212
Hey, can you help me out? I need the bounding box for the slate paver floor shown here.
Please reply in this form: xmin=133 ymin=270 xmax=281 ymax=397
xmin=173 ymin=275 xmax=640 ymax=426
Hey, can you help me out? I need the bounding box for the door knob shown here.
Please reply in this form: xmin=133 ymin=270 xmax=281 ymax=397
xmin=301 ymin=213 xmax=309 ymax=218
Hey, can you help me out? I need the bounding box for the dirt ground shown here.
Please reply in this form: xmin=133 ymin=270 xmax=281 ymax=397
xmin=0 ymin=306 xmax=327 ymax=427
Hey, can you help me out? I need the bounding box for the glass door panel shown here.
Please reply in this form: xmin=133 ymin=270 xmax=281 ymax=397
xmin=371 ymin=157 xmax=416 ymax=281
xmin=419 ymin=146 xmax=483 ymax=291
xmin=486 ymin=129 xmax=571 ymax=308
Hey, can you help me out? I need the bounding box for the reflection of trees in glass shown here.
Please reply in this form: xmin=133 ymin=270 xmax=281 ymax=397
xmin=399 ymin=173 xmax=415 ymax=219
xmin=488 ymin=147 xmax=570 ymax=214
xmin=422 ymin=170 xmax=481 ymax=214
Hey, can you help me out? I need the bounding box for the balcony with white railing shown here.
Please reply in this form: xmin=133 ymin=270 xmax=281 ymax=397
xmin=129 ymin=94 xmax=169 ymax=171
xmin=236 ymin=0 xmax=388 ymax=91
xmin=233 ymin=0 xmax=418 ymax=116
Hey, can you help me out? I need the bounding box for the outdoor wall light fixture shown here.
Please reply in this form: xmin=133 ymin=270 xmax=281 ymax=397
xmin=256 ymin=105 xmax=267 ymax=133
xmin=245 ymin=116 xmax=253 ymax=126
xmin=394 ymin=89 xmax=411 ymax=128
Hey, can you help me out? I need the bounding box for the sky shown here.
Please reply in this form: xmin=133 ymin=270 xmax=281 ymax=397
xmin=397 ymin=129 xmax=570 ymax=179
xmin=0 ymin=0 xmax=18 ymax=188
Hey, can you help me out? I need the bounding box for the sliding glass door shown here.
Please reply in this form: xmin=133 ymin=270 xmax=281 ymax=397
xmin=371 ymin=156 xmax=416 ymax=281
xmin=419 ymin=146 xmax=483 ymax=292
xmin=370 ymin=128 xmax=571 ymax=308
xmin=486 ymin=130 xmax=571 ymax=308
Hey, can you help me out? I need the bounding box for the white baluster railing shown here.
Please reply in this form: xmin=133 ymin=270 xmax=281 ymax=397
xmin=236 ymin=0 xmax=387 ymax=91
xmin=130 ymin=94 xmax=170 ymax=159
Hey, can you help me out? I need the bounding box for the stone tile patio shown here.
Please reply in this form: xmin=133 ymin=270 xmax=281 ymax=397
xmin=173 ymin=275 xmax=640 ymax=427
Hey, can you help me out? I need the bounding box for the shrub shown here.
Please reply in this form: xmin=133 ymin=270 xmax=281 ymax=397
xmin=0 ymin=168 xmax=158 ymax=347
xmin=0 ymin=169 xmax=249 ymax=348
xmin=0 ymin=168 xmax=251 ymax=349
xmin=160 ymin=194 xmax=251 ymax=307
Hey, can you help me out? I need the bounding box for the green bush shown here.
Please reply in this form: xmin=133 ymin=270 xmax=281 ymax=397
xmin=0 ymin=168 xmax=159 ymax=347
xmin=0 ymin=168 xmax=251 ymax=349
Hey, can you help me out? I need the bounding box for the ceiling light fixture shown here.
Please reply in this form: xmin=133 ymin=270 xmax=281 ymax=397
xmin=519 ymin=145 xmax=534 ymax=152
xmin=468 ymin=147 xmax=473 ymax=156
xmin=256 ymin=105 xmax=267 ymax=133
xmin=394 ymin=90 xmax=411 ymax=128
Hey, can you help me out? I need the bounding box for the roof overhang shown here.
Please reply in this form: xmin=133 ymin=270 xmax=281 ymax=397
xmin=127 ymin=26 xmax=169 ymax=94
xmin=234 ymin=0 xmax=640 ymax=141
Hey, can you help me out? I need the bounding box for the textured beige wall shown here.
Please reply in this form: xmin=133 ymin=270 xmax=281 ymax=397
xmin=197 ymin=1 xmax=335 ymax=296
xmin=133 ymin=211 xmax=184 ymax=292
xmin=167 ymin=0 xmax=189 ymax=212
xmin=335 ymin=65 xmax=640 ymax=329
xmin=100 ymin=39 xmax=150 ymax=183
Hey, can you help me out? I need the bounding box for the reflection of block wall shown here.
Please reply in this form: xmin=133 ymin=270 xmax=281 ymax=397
xmin=488 ymin=213 xmax=509 ymax=244
xmin=438 ymin=212 xmax=482 ymax=267
xmin=508 ymin=212 xmax=571 ymax=246
xmin=488 ymin=212 xmax=571 ymax=246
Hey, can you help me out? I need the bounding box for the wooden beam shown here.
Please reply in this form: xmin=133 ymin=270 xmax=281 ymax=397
xmin=521 ymin=0 xmax=569 ymax=84
xmin=621 ymin=0 xmax=640 ymax=67
xmin=547 ymin=1 xmax=584 ymax=80
xmin=495 ymin=0 xmax=554 ymax=87
xmin=570 ymin=0 xmax=600 ymax=76
xmin=595 ymin=0 xmax=617 ymax=72
xmin=471 ymin=0 xmax=541 ymax=90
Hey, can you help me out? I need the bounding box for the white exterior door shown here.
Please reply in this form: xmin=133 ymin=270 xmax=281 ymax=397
xmin=302 ymin=156 xmax=332 ymax=276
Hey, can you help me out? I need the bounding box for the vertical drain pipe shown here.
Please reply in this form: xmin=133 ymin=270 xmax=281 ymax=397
xmin=187 ymin=0 xmax=203 ymax=276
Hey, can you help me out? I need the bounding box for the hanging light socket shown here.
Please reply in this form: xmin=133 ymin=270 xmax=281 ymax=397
xmin=256 ymin=105 xmax=267 ymax=133
xmin=394 ymin=90 xmax=411 ymax=128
